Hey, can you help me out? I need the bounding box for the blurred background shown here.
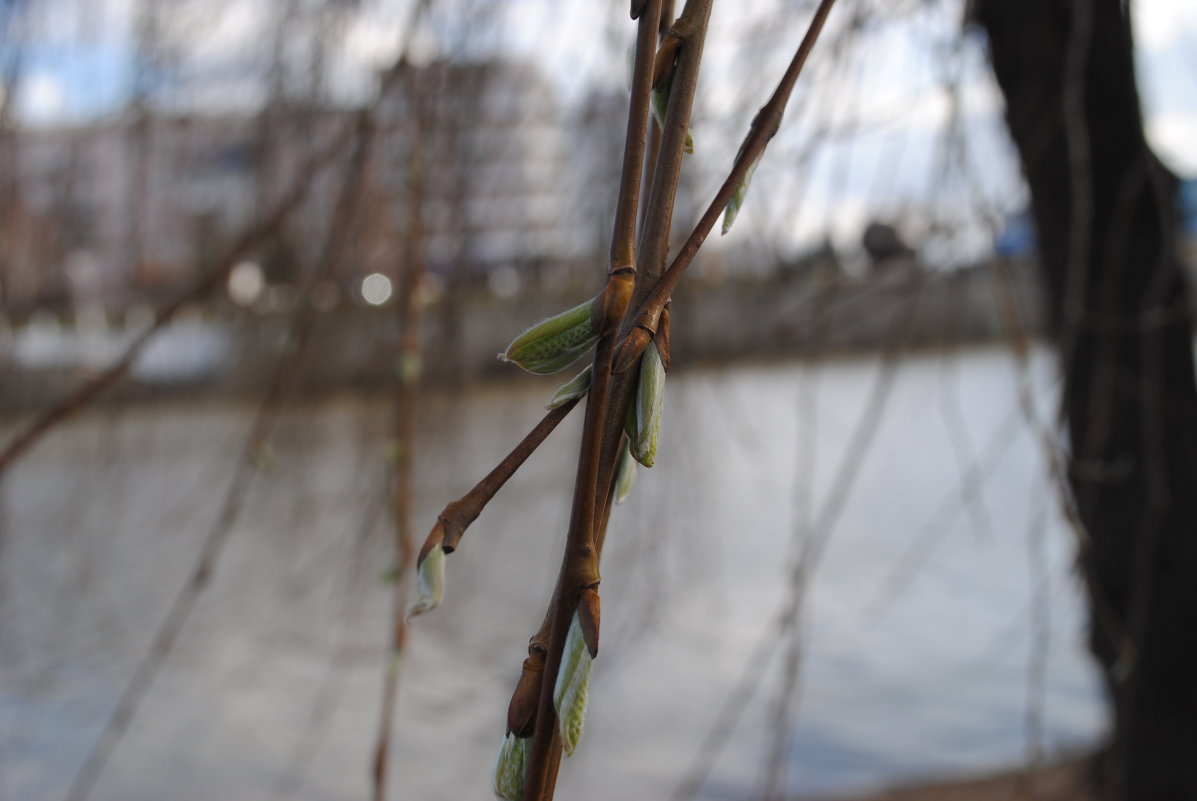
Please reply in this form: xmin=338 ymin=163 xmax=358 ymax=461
xmin=1 ymin=1 xmax=1196 ymax=799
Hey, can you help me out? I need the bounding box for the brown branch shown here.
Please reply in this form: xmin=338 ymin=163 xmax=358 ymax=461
xmin=372 ymin=59 xmax=431 ymax=801
xmin=522 ymin=2 xmax=719 ymax=799
xmin=614 ymin=0 xmax=839 ymax=372
xmin=635 ymin=3 xmax=709 ymax=291
xmin=418 ymin=398 xmax=581 ymax=562
xmin=520 ymin=1 xmax=668 ymax=797
xmin=480 ymin=3 xmax=839 ymax=799
xmin=609 ymin=0 xmax=665 ymax=273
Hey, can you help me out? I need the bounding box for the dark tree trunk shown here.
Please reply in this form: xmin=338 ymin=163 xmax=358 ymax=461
xmin=974 ymin=1 xmax=1197 ymax=799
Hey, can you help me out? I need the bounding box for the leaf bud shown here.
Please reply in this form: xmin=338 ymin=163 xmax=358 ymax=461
xmin=404 ymin=543 xmax=445 ymax=620
xmin=493 ymin=732 xmax=530 ymax=801
xmin=630 ymin=341 xmax=666 ymax=467
xmin=553 ymin=611 xmax=594 ymax=757
xmin=546 ymin=364 xmax=593 ymax=410
xmin=500 ymin=297 xmax=601 ymax=375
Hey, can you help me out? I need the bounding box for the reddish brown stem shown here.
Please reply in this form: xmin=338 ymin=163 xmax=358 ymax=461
xmin=418 ymin=398 xmax=581 ymax=562
xmin=522 ymin=2 xmax=716 ymax=798
xmin=614 ymin=0 xmax=839 ymax=370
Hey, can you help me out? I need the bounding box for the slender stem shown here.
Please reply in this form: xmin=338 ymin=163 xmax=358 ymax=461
xmin=521 ymin=2 xmax=666 ymax=797
xmin=636 ymin=1 xmax=710 ymax=291
xmin=422 ymin=397 xmax=581 ymax=558
xmin=521 ymin=2 xmax=723 ymax=798
xmin=246 ymin=105 xmax=377 ymax=457
xmin=617 ymin=0 xmax=839 ymax=357
xmin=373 ymin=60 xmax=431 ymax=801
xmin=610 ymin=0 xmax=664 ymax=272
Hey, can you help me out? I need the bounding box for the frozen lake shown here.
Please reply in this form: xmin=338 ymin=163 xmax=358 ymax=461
xmin=0 ymin=345 xmax=1105 ymax=800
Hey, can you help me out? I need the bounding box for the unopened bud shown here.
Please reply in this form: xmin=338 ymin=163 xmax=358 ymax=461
xmin=651 ymin=86 xmax=695 ymax=155
xmin=657 ymin=304 xmax=672 ymax=374
xmin=493 ymin=732 xmax=530 ymax=801
xmin=405 ymin=544 xmax=445 ymax=620
xmin=630 ymin=341 xmax=666 ymax=467
xmin=553 ymin=612 xmax=594 ymax=757
xmin=614 ymin=438 xmax=637 ymax=505
xmin=506 ymin=643 xmax=546 ymax=738
xmin=721 ymin=155 xmax=760 ymax=235
xmin=577 ymin=588 xmax=601 ymax=659
xmin=500 ymin=297 xmax=601 ymax=375
xmin=546 ymin=364 xmax=593 ymax=410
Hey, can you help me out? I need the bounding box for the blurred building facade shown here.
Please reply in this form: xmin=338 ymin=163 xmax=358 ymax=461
xmin=0 ymin=58 xmax=573 ymax=315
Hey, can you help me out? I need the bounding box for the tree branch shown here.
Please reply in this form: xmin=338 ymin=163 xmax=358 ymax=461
xmin=614 ymin=0 xmax=839 ymax=371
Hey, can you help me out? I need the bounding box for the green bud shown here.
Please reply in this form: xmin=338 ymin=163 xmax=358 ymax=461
xmin=614 ymin=438 xmax=637 ymax=504
xmin=546 ymin=364 xmax=593 ymax=410
xmin=652 ymin=86 xmax=695 ymax=155
xmin=500 ymin=298 xmax=600 ymax=375
xmin=405 ymin=545 xmax=445 ymax=620
xmin=721 ymin=155 xmax=760 ymax=235
xmin=630 ymin=341 xmax=665 ymax=468
xmin=493 ymin=732 xmax=530 ymax=801
xmin=553 ymin=611 xmax=593 ymax=757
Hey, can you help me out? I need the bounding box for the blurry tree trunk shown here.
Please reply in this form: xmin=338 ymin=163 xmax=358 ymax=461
xmin=974 ymin=2 xmax=1197 ymax=798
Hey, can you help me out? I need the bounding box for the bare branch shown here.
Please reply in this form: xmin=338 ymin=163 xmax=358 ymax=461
xmin=614 ymin=0 xmax=839 ymax=372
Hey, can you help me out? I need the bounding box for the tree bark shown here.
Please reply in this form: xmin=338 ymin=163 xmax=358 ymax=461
xmin=974 ymin=1 xmax=1197 ymax=798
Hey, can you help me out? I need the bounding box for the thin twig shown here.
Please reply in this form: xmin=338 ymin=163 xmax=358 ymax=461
xmin=522 ymin=2 xmax=676 ymax=797
xmin=244 ymin=101 xmax=379 ymax=459
xmin=614 ymin=0 xmax=840 ymax=368
xmin=372 ymin=58 xmax=432 ymax=801
xmin=269 ymin=477 xmax=389 ymax=801
xmin=53 ymin=107 xmax=386 ymax=801
xmin=418 ymin=398 xmax=580 ymax=559
xmin=863 ymin=401 xmax=1025 ymax=620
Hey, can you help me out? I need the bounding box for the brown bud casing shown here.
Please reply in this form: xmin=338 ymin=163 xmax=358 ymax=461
xmin=416 ymin=519 xmax=446 ymax=568
xmin=506 ymin=643 xmax=546 ymax=738
xmin=613 ymin=326 xmax=653 ymax=374
xmin=577 ymin=588 xmax=601 ymax=659
xmin=657 ymin=303 xmax=672 ymax=373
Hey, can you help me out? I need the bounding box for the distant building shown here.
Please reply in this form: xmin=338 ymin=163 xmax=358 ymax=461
xmin=370 ymin=59 xmax=569 ymax=285
xmin=0 ymin=58 xmax=572 ymax=313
